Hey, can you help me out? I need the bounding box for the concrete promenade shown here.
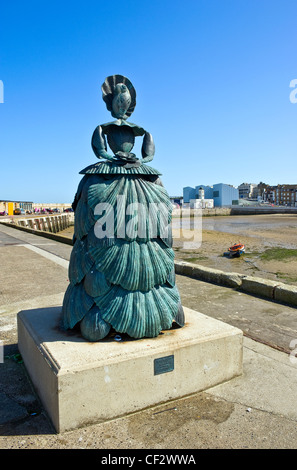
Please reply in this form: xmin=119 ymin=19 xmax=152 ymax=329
xmin=0 ymin=223 xmax=297 ymax=449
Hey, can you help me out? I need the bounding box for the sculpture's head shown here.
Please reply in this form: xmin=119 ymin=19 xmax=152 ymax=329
xmin=111 ymin=83 xmax=132 ymax=119
xmin=101 ymin=75 xmax=136 ymax=120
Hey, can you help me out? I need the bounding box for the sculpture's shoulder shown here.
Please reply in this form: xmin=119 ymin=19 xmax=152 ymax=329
xmin=101 ymin=119 xmax=146 ymax=136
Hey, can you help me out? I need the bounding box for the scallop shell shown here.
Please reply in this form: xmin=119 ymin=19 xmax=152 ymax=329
xmin=79 ymin=305 xmax=111 ymax=341
xmin=68 ymin=237 xmax=94 ymax=284
xmin=83 ymin=266 xmax=111 ymax=297
xmin=74 ymin=198 xmax=96 ymax=240
xmin=74 ymin=174 xmax=108 ymax=240
xmin=88 ymin=239 xmax=174 ymax=292
xmin=61 ymin=282 xmax=94 ymax=330
xmin=88 ymin=176 xmax=172 ymax=242
xmin=94 ymin=284 xmax=180 ymax=338
xmin=174 ymin=301 xmax=185 ymax=327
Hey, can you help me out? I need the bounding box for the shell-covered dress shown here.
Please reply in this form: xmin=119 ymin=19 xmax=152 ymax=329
xmin=61 ymin=78 xmax=184 ymax=341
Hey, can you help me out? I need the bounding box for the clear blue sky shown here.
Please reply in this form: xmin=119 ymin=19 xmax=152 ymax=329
xmin=0 ymin=0 xmax=296 ymax=202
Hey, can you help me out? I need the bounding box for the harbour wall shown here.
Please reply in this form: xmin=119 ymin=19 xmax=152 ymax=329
xmin=175 ymin=261 xmax=297 ymax=307
xmin=172 ymin=206 xmax=297 ymax=217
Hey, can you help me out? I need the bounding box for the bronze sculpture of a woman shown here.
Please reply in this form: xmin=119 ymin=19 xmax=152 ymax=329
xmin=61 ymin=74 xmax=184 ymax=341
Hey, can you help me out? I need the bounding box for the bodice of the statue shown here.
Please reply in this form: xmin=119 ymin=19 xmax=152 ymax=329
xmin=105 ymin=125 xmax=135 ymax=155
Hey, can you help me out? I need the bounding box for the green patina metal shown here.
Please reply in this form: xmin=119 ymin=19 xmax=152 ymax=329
xmin=61 ymin=75 xmax=184 ymax=341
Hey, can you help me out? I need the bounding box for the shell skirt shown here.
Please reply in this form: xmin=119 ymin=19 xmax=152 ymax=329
xmin=61 ymin=161 xmax=184 ymax=340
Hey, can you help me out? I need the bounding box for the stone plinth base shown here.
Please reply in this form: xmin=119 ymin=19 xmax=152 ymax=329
xmin=17 ymin=306 xmax=243 ymax=433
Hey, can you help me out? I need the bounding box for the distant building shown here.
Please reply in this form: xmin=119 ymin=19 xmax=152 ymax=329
xmin=33 ymin=202 xmax=73 ymax=212
xmin=212 ymin=183 xmax=239 ymax=207
xmin=0 ymin=200 xmax=74 ymax=215
xmin=183 ymin=183 xmax=238 ymax=207
xmin=195 ymin=185 xmax=213 ymax=199
xmin=264 ymin=185 xmax=297 ymax=206
xmin=183 ymin=187 xmax=196 ymax=203
xmin=238 ymin=183 xmax=258 ymax=199
xmin=169 ymin=196 xmax=183 ymax=207
xmin=189 ymin=198 xmax=214 ymax=209
xmin=189 ymin=186 xmax=214 ymax=208
xmin=0 ymin=200 xmax=33 ymax=214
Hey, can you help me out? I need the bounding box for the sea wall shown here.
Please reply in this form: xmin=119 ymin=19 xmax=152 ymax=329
xmin=175 ymin=260 xmax=297 ymax=307
xmin=172 ymin=206 xmax=297 ymax=217
xmin=230 ymin=206 xmax=297 ymax=215
xmin=172 ymin=207 xmax=231 ymax=217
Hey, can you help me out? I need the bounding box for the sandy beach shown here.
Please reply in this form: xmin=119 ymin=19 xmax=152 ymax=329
xmin=59 ymin=213 xmax=297 ymax=286
xmin=172 ymin=214 xmax=297 ymax=286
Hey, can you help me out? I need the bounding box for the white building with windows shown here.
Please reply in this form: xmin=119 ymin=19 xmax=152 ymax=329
xmin=238 ymin=183 xmax=258 ymax=199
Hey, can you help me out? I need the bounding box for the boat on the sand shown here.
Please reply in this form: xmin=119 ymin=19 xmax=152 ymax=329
xmin=227 ymin=243 xmax=245 ymax=257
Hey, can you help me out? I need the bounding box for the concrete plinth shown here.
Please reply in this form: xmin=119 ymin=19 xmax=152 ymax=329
xmin=17 ymin=306 xmax=243 ymax=433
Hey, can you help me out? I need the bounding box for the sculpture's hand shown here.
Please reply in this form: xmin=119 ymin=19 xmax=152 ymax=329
xmin=115 ymin=151 xmax=138 ymax=162
xmin=141 ymin=131 xmax=155 ymax=163
xmin=91 ymin=125 xmax=115 ymax=161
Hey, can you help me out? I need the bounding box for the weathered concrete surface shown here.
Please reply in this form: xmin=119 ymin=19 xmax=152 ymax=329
xmin=240 ymin=275 xmax=280 ymax=298
xmin=175 ymin=260 xmax=297 ymax=307
xmin=274 ymin=283 xmax=297 ymax=307
xmin=1 ymin=223 xmax=297 ymax=449
xmin=175 ymin=261 xmax=243 ymax=288
xmin=17 ymin=306 xmax=243 ymax=433
xmin=176 ymin=274 xmax=297 ymax=354
xmin=2 ymin=336 xmax=297 ymax=450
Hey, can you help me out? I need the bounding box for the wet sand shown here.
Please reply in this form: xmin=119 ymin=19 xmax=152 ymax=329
xmin=60 ymin=214 xmax=297 ymax=286
xmin=172 ymin=214 xmax=297 ymax=286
